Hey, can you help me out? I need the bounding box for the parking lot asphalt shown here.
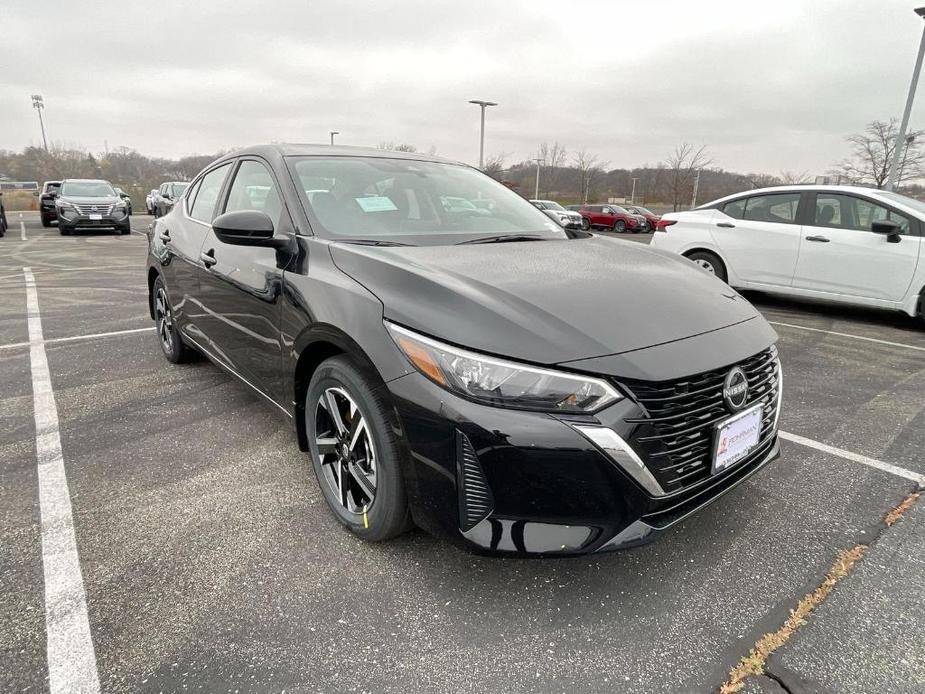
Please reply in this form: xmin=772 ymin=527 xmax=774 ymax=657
xmin=1 ymin=212 xmax=922 ymax=693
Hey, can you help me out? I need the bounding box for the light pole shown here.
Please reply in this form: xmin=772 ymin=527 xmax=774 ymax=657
xmin=532 ymin=158 xmax=543 ymax=199
xmin=886 ymin=7 xmax=925 ymax=191
xmin=630 ymin=177 xmax=638 ymax=204
xmin=690 ymin=169 xmax=701 ymax=209
xmin=329 ymin=131 xmax=339 ymax=146
xmin=31 ymin=94 xmax=48 ymax=151
xmin=468 ymin=99 xmax=497 ymax=168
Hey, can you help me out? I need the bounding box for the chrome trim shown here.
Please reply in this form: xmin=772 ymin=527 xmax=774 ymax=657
xmin=773 ymin=356 xmax=783 ymax=432
xmin=572 ymin=425 xmax=666 ymax=497
xmin=180 ymin=331 xmax=293 ymax=418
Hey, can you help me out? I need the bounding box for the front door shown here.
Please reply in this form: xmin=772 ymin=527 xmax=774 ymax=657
xmin=196 ymin=158 xmax=293 ymax=403
xmin=793 ymin=192 xmax=920 ymax=302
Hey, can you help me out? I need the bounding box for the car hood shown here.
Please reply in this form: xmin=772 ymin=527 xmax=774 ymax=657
xmin=330 ymin=235 xmax=763 ymax=365
xmin=59 ymin=195 xmax=119 ymax=205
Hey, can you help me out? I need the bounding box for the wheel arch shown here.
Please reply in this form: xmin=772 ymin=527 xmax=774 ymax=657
xmin=292 ymin=324 xmax=384 ymax=452
xmin=681 ymin=246 xmax=734 ymax=282
xmin=146 ymin=266 xmax=160 ymax=319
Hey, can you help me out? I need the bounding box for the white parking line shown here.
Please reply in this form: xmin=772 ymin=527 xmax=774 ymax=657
xmin=23 ymin=267 xmax=101 ymax=693
xmin=780 ymin=430 xmax=925 ymax=487
xmin=769 ymin=321 xmax=925 ymax=353
xmin=20 ymin=213 xmax=27 ymax=241
xmin=0 ymin=326 xmax=155 ymax=351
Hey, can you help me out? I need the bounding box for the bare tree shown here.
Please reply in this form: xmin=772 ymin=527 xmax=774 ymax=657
xmin=664 ymin=143 xmax=713 ymax=211
xmin=537 ymin=141 xmax=567 ymax=196
xmin=573 ymin=149 xmax=607 ymax=203
xmin=835 ymin=118 xmax=925 ymax=188
xmin=377 ymin=142 xmax=417 ymax=152
xmin=778 ymin=170 xmax=810 ymax=185
xmin=482 ymin=153 xmax=507 ymax=179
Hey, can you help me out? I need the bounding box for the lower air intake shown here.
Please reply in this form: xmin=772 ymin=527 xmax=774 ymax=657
xmin=456 ymin=431 xmax=494 ymax=531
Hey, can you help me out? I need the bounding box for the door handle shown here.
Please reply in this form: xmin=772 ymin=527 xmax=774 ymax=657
xmin=805 ymin=235 xmax=830 ymax=243
xmin=716 ymin=222 xmax=736 ymax=228
xmin=200 ymin=249 xmax=217 ymax=268
xmin=158 ymin=229 xmax=171 ymax=242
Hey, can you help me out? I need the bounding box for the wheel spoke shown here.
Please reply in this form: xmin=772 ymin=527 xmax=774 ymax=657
xmin=323 ymin=390 xmax=347 ymax=435
xmin=348 ymin=416 xmax=367 ymax=453
xmin=347 ymin=460 xmax=375 ymax=500
xmin=316 ymin=436 xmax=338 ymax=456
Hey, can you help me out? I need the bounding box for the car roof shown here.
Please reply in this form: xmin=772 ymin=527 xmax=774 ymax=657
xmin=217 ymin=143 xmax=466 ymax=167
xmin=62 ymin=178 xmax=110 ymax=183
xmin=703 ymin=184 xmax=891 ymax=207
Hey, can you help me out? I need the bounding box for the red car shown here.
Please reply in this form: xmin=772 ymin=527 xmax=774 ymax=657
xmin=625 ymin=205 xmax=661 ymax=231
xmin=579 ymin=204 xmax=647 ymax=233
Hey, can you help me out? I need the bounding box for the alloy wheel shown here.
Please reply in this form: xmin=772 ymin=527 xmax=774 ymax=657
xmin=314 ymin=387 xmax=377 ymax=514
xmin=693 ymin=258 xmax=716 ymax=274
xmin=154 ymin=286 xmax=175 ymax=353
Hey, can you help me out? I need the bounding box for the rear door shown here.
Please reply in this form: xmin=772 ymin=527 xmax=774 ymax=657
xmin=711 ymin=192 xmax=803 ymax=286
xmin=196 ymin=158 xmax=293 ymax=402
xmin=793 ymin=192 xmax=920 ymax=302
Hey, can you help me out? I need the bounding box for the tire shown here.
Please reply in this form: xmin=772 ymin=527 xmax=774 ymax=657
xmin=580 ymin=217 xmax=590 ymax=231
xmin=686 ymin=250 xmax=728 ymax=282
xmin=41 ymin=214 xmax=51 ymax=228
xmin=0 ymin=212 xmax=6 ymax=237
xmin=306 ymin=355 xmax=412 ymax=542
xmin=59 ymin=224 xmax=72 ymax=236
xmin=152 ymin=276 xmax=193 ymax=363
xmin=615 ymin=220 xmax=626 ymax=232
xmin=119 ymin=222 xmax=131 ymax=235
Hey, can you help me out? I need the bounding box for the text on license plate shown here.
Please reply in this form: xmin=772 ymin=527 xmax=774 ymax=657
xmin=713 ymin=404 xmax=763 ymax=473
xmin=89 ymin=213 xmax=102 ymax=220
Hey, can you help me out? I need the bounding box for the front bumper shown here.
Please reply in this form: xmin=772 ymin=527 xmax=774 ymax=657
xmin=58 ymin=208 xmax=129 ymax=228
xmin=387 ymin=368 xmax=780 ymax=556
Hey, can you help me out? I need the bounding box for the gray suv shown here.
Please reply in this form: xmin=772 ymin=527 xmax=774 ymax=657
xmin=55 ymin=179 xmax=131 ymax=235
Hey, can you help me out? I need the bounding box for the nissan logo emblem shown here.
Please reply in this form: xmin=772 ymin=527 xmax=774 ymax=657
xmin=723 ymin=367 xmax=749 ymax=412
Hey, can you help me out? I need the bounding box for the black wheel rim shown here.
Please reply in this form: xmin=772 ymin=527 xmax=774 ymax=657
xmin=153 ymin=286 xmax=174 ymax=353
xmin=314 ymin=387 xmax=377 ymax=514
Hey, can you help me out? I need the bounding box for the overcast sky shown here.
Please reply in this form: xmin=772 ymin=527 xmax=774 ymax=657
xmin=2 ymin=0 xmax=923 ymax=174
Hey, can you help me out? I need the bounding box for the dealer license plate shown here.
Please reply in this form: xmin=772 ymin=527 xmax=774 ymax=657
xmin=712 ymin=404 xmax=763 ymax=473
xmin=89 ymin=213 xmax=102 ymax=220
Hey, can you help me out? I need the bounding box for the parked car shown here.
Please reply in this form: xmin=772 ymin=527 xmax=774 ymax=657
xmin=146 ymin=144 xmax=782 ymax=556
xmin=114 ymin=187 xmax=133 ymax=215
xmin=565 ymin=204 xmax=583 ymax=212
xmin=530 ymin=199 xmax=583 ymax=229
xmin=0 ymin=191 xmax=6 ymax=237
xmin=40 ymin=180 xmax=62 ymax=227
xmin=152 ymin=181 xmax=190 ymax=217
xmin=146 ymin=188 xmax=158 ymax=214
xmin=579 ymin=204 xmax=646 ymax=233
xmin=652 ymin=185 xmax=925 ymax=326
xmin=55 ymin=179 xmax=131 ymax=235
xmin=624 ymin=205 xmax=660 ymax=231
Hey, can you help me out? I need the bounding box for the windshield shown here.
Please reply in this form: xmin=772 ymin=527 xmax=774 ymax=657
xmin=541 ymin=201 xmax=565 ymax=211
xmin=612 ymin=206 xmax=629 ymax=214
xmin=169 ymin=183 xmax=189 ymax=197
xmin=61 ymin=180 xmax=115 ymax=197
xmin=288 ymin=156 xmax=566 ymax=245
xmin=874 ymin=190 xmax=925 ymax=216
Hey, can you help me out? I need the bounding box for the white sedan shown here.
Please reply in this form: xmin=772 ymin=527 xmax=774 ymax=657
xmin=651 ymin=185 xmax=925 ymax=325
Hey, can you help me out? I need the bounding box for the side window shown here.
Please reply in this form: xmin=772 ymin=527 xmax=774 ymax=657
xmin=189 ymin=164 xmax=231 ymax=223
xmin=815 ymin=194 xmax=910 ymax=233
xmin=223 ymin=160 xmax=284 ymax=229
xmin=742 ymin=193 xmax=800 ymax=224
xmin=723 ymin=198 xmax=746 ymax=219
xmin=184 ymin=178 xmax=202 ymax=215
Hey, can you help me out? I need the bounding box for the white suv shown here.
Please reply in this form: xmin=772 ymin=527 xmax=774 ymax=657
xmin=651 ymin=185 xmax=925 ymax=325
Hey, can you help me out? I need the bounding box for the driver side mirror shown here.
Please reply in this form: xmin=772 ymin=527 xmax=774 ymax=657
xmin=212 ymin=210 xmax=288 ymax=248
xmin=872 ymin=219 xmax=902 ymax=243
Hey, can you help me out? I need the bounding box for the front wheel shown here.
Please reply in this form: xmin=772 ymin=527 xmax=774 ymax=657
xmin=152 ymin=276 xmax=193 ymax=363
xmin=686 ymin=250 xmax=728 ymax=282
xmin=615 ymin=220 xmax=626 ymax=232
xmin=580 ymin=217 xmax=590 ymax=231
xmin=41 ymin=214 xmax=51 ymax=228
xmin=306 ymin=356 xmax=412 ymax=542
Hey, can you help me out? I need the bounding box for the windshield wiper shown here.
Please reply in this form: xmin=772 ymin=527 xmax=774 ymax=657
xmin=338 ymin=238 xmax=414 ymax=247
xmin=457 ymin=234 xmax=546 ymax=245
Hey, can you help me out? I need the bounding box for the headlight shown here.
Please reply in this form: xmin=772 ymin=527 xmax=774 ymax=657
xmin=56 ymin=199 xmax=76 ymax=210
xmin=114 ymin=200 xmax=127 ymax=209
xmin=387 ymin=323 xmax=621 ymax=413
xmin=557 ymin=213 xmax=570 ymax=223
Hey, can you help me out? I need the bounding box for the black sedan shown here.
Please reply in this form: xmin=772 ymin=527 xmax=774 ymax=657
xmin=146 ymin=144 xmax=782 ymax=556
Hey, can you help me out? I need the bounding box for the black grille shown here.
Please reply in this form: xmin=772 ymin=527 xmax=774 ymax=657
xmin=621 ymin=347 xmax=779 ymax=495
xmin=456 ymin=432 xmax=494 ymax=531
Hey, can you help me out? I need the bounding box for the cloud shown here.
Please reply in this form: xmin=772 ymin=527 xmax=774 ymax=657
xmin=2 ymin=0 xmax=922 ymax=175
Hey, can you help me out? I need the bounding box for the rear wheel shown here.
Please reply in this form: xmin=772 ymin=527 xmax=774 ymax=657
xmin=152 ymin=276 xmax=193 ymax=363
xmin=306 ymin=356 xmax=412 ymax=542
xmin=686 ymin=250 xmax=728 ymax=282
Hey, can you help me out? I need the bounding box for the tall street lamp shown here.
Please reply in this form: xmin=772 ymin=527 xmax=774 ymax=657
xmin=468 ymin=99 xmax=497 ymax=168
xmin=630 ymin=177 xmax=638 ymax=204
xmin=886 ymin=6 xmax=925 ymax=191
xmin=532 ymin=158 xmax=543 ymax=199
xmin=330 ymin=131 xmax=339 ymax=145
xmin=31 ymin=94 xmax=48 ymax=151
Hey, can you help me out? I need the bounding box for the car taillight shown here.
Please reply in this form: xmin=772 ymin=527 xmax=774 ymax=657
xmin=655 ymin=219 xmax=676 ymax=232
